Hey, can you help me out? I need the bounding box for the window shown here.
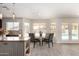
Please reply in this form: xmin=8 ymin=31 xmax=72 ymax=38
xmin=71 ymin=23 xmax=78 ymax=40
xmin=23 ymin=23 xmax=30 ymax=40
xmin=23 ymin=23 xmax=30 ymax=33
xmin=35 ymin=32 xmax=40 ymax=38
xmin=6 ymin=22 xmax=19 ymax=30
xmin=62 ymin=23 xmax=69 ymax=40
xmin=33 ymin=23 xmax=46 ymax=32
xmin=50 ymin=23 xmax=56 ymax=36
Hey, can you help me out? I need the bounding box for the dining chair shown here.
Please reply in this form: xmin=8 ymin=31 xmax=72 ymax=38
xmin=42 ymin=33 xmax=54 ymax=48
xmin=29 ymin=33 xmax=41 ymax=48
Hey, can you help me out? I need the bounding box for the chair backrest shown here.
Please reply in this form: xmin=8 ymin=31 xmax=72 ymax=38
xmin=49 ymin=33 xmax=54 ymax=40
xmin=45 ymin=33 xmax=50 ymax=39
xmin=29 ymin=33 xmax=35 ymax=40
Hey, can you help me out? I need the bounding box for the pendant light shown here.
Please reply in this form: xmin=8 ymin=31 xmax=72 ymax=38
xmin=12 ymin=12 xmax=15 ymax=19
xmin=12 ymin=3 xmax=15 ymax=20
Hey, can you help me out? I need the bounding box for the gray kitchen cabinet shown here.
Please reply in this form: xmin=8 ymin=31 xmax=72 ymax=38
xmin=0 ymin=41 xmax=27 ymax=56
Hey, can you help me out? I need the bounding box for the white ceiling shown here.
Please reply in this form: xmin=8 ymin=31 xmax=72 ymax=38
xmin=0 ymin=3 xmax=79 ymax=19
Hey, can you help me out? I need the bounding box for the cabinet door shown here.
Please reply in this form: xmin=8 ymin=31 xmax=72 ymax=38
xmin=16 ymin=42 xmax=24 ymax=56
xmin=0 ymin=42 xmax=24 ymax=56
xmin=0 ymin=42 xmax=14 ymax=56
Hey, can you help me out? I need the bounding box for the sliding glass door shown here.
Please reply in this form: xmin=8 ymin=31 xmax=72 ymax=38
xmin=50 ymin=23 xmax=56 ymax=37
xmin=61 ymin=23 xmax=79 ymax=42
xmin=71 ymin=23 xmax=78 ymax=40
xmin=62 ymin=23 xmax=69 ymax=40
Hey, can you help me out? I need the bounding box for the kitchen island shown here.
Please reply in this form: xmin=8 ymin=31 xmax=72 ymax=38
xmin=0 ymin=36 xmax=30 ymax=56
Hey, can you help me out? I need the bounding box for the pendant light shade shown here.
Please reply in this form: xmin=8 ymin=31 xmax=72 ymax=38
xmin=12 ymin=13 xmax=15 ymax=19
xmin=12 ymin=3 xmax=16 ymax=20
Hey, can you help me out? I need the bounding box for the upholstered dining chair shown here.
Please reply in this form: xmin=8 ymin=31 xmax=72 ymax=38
xmin=42 ymin=33 xmax=54 ymax=48
xmin=29 ymin=33 xmax=41 ymax=48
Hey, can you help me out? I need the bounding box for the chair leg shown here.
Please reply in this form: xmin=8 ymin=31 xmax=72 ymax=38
xmin=42 ymin=41 xmax=43 ymax=46
xmin=39 ymin=41 xmax=41 ymax=46
xmin=48 ymin=42 xmax=50 ymax=48
xmin=51 ymin=40 xmax=53 ymax=47
xmin=33 ymin=42 xmax=35 ymax=48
